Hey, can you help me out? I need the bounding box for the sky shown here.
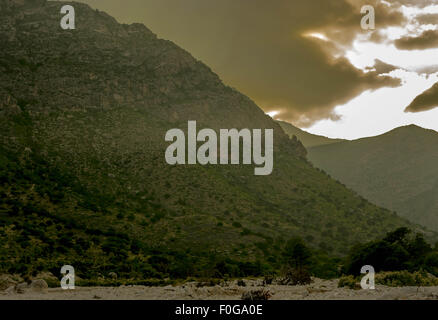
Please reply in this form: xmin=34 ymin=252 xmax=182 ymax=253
xmin=78 ymin=0 xmax=438 ymax=139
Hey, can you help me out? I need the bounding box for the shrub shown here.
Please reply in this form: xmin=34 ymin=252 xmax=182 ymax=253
xmin=241 ymin=289 xmax=272 ymax=301
xmin=45 ymin=278 xmax=60 ymax=288
xmin=195 ymin=279 xmax=221 ymax=287
xmin=424 ymin=252 xmax=438 ymax=276
xmin=263 ymin=274 xmax=274 ymax=285
xmin=338 ymin=275 xmax=360 ymax=289
xmin=232 ymin=222 xmax=242 ymax=228
xmin=309 ymin=254 xmax=340 ymax=279
xmin=240 ymin=228 xmax=252 ymax=236
xmin=280 ymin=268 xmax=312 ymax=285
xmin=343 ymin=228 xmax=434 ymax=275
xmin=376 ymin=271 xmax=438 ymax=287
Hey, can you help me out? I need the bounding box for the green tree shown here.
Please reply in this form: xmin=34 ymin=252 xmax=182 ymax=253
xmin=344 ymin=228 xmax=433 ymax=275
xmin=282 ymin=237 xmax=312 ymax=269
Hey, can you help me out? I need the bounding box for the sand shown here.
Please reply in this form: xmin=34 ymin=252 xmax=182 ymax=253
xmin=1 ymin=278 xmax=438 ymax=300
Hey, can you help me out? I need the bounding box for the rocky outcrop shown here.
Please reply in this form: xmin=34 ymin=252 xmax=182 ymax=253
xmin=13 ymin=279 xmax=48 ymax=294
xmin=0 ymin=273 xmax=52 ymax=295
xmin=0 ymin=274 xmax=19 ymax=291
xmin=0 ymin=0 xmax=294 ymax=141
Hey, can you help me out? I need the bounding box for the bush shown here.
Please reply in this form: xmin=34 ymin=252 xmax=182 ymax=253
xmin=376 ymin=271 xmax=438 ymax=287
xmin=263 ymin=274 xmax=274 ymax=285
xmin=241 ymin=289 xmax=272 ymax=300
xmin=343 ymin=228 xmax=434 ymax=275
xmin=309 ymin=254 xmax=340 ymax=279
xmin=45 ymin=278 xmax=60 ymax=288
xmin=195 ymin=279 xmax=221 ymax=287
xmin=280 ymin=268 xmax=312 ymax=285
xmin=424 ymin=252 xmax=438 ymax=276
xmin=232 ymin=222 xmax=242 ymax=228
xmin=338 ymin=275 xmax=360 ymax=289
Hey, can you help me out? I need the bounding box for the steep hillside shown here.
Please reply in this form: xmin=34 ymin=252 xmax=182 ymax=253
xmin=0 ymin=0 xmax=426 ymax=279
xmin=308 ymin=125 xmax=438 ymax=231
xmin=277 ymin=120 xmax=345 ymax=148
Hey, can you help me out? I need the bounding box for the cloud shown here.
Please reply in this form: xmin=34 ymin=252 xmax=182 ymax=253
xmin=315 ymin=0 xmax=405 ymax=50
xmin=365 ymin=59 xmax=400 ymax=73
xmin=79 ymin=0 xmax=404 ymax=126
xmin=387 ymin=0 xmax=438 ymax=8
xmin=414 ymin=65 xmax=438 ymax=74
xmin=416 ymin=13 xmax=438 ymax=25
xmin=405 ymin=81 xmax=438 ymax=112
xmin=395 ymin=30 xmax=438 ymax=50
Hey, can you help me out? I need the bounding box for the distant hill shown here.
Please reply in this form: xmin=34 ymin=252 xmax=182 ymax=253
xmin=308 ymin=125 xmax=438 ymax=231
xmin=277 ymin=120 xmax=345 ymax=148
xmin=0 ymin=0 xmax=427 ymax=279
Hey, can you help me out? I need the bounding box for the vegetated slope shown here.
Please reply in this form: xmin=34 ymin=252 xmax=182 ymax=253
xmin=277 ymin=120 xmax=345 ymax=148
xmin=308 ymin=125 xmax=438 ymax=231
xmin=0 ymin=0 xmax=427 ymax=279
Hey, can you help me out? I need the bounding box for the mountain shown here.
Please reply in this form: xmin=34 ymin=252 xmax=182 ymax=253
xmin=308 ymin=125 xmax=438 ymax=231
xmin=277 ymin=120 xmax=345 ymax=148
xmin=0 ymin=0 xmax=427 ymax=279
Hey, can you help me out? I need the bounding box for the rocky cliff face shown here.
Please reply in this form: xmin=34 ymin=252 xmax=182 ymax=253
xmin=0 ymin=0 xmax=425 ymax=279
xmin=0 ymin=0 xmax=304 ymax=151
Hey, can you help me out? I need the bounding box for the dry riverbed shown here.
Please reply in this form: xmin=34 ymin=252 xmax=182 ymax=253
xmin=1 ymin=278 xmax=438 ymax=300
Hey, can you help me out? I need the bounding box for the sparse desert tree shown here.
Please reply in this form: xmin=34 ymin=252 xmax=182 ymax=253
xmin=281 ymin=237 xmax=312 ymax=285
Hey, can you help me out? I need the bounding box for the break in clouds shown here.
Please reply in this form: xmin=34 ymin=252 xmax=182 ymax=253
xmin=80 ymin=0 xmax=438 ymax=125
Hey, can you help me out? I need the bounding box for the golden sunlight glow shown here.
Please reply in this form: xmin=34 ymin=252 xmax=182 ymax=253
xmin=305 ymin=3 xmax=438 ymax=139
xmin=266 ymin=111 xmax=280 ymax=118
xmin=304 ymin=32 xmax=330 ymax=41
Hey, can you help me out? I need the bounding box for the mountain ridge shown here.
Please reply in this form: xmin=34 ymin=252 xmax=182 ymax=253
xmin=0 ymin=0 xmax=431 ymax=279
xmin=277 ymin=120 xmax=345 ymax=148
xmin=308 ymin=124 xmax=438 ymax=231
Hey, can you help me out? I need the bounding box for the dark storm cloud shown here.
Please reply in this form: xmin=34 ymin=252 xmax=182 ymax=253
xmin=395 ymin=30 xmax=438 ymax=50
xmin=366 ymin=59 xmax=400 ymax=73
xmin=405 ymin=82 xmax=438 ymax=112
xmin=79 ymin=0 xmax=403 ymax=126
